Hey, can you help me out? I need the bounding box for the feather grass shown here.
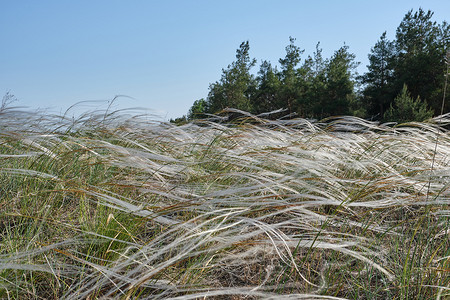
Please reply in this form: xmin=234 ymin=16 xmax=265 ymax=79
xmin=0 ymin=104 xmax=449 ymax=299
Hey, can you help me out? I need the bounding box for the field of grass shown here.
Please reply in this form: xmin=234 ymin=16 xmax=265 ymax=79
xmin=0 ymin=104 xmax=449 ymax=299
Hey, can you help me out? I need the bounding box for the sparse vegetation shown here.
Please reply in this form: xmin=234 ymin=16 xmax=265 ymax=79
xmin=1 ymin=102 xmax=449 ymax=299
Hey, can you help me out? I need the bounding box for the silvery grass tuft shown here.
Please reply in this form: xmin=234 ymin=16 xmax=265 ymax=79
xmin=0 ymin=102 xmax=449 ymax=299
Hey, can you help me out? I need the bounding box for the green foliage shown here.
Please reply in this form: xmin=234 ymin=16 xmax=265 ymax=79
xmin=252 ymin=60 xmax=281 ymax=114
xmin=277 ymin=37 xmax=305 ymax=114
xmin=395 ymin=9 xmax=440 ymax=55
xmin=360 ymin=32 xmax=396 ymax=118
xmin=362 ymin=8 xmax=449 ymax=119
xmin=189 ymin=8 xmax=448 ymax=123
xmin=170 ymin=115 xmax=187 ymax=125
xmin=384 ymin=84 xmax=434 ymax=122
xmin=200 ymin=39 xmax=360 ymax=120
xmin=206 ymin=41 xmax=257 ymax=113
xmin=300 ymin=43 xmax=328 ymax=117
xmin=187 ymin=98 xmax=207 ymax=120
xmin=322 ymin=45 xmax=359 ymax=117
xmin=394 ymin=9 xmax=450 ymax=113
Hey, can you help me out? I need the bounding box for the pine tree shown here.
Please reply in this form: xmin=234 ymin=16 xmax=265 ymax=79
xmin=393 ymin=8 xmax=449 ymax=114
xmin=278 ymin=37 xmax=304 ymax=114
xmin=321 ymin=45 xmax=359 ymax=118
xmin=384 ymin=84 xmax=434 ymax=122
xmin=301 ymin=43 xmax=328 ymax=118
xmin=252 ymin=60 xmax=281 ymax=114
xmin=360 ymin=32 xmax=396 ymax=118
xmin=206 ymin=41 xmax=257 ymax=113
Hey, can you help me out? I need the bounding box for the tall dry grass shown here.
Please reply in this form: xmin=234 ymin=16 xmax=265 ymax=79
xmin=0 ymin=103 xmax=449 ymax=299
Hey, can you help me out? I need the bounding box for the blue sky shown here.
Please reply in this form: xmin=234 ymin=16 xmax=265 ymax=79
xmin=1 ymin=1 xmax=449 ymax=119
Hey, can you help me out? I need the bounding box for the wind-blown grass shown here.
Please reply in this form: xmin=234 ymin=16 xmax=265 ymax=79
xmin=0 ymin=104 xmax=449 ymax=299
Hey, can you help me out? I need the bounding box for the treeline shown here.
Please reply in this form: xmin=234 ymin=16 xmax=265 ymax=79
xmin=178 ymin=9 xmax=449 ymax=123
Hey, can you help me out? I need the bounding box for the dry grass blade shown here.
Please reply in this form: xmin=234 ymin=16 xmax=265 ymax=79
xmin=0 ymin=105 xmax=448 ymax=299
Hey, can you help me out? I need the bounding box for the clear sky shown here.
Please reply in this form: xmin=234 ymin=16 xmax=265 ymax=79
xmin=1 ymin=1 xmax=449 ymax=120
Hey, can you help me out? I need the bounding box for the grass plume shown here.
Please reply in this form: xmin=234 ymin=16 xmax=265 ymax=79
xmin=0 ymin=103 xmax=449 ymax=299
